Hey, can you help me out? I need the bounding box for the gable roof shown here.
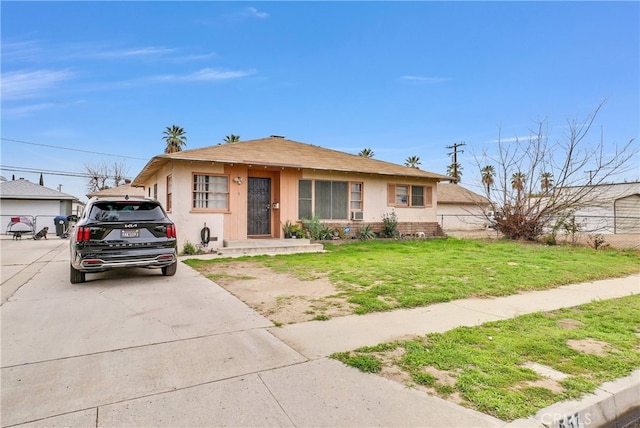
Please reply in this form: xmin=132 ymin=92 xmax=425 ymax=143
xmin=0 ymin=178 xmax=77 ymax=201
xmin=437 ymin=182 xmax=490 ymax=205
xmin=87 ymin=183 xmax=146 ymax=199
xmin=133 ymin=137 xmax=452 ymax=185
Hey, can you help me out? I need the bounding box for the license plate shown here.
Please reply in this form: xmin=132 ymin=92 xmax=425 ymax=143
xmin=121 ymin=229 xmax=139 ymax=238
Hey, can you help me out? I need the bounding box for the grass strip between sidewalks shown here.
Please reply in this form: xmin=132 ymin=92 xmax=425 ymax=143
xmin=331 ymin=294 xmax=640 ymax=422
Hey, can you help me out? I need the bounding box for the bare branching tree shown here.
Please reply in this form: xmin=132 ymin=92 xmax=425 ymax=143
xmin=85 ymin=161 xmax=130 ymax=194
xmin=475 ymin=102 xmax=638 ymax=241
xmin=112 ymin=160 xmax=129 ymax=187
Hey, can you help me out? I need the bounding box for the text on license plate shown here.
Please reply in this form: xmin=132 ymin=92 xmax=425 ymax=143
xmin=121 ymin=229 xmax=139 ymax=238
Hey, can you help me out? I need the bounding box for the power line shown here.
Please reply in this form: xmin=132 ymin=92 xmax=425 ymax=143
xmin=0 ymin=165 xmax=133 ymax=180
xmin=1 ymin=165 xmax=90 ymax=178
xmin=1 ymin=137 xmax=148 ymax=161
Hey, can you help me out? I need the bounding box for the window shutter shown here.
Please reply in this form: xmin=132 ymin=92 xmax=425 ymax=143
xmin=425 ymin=186 xmax=433 ymax=206
xmin=387 ymin=184 xmax=396 ymax=205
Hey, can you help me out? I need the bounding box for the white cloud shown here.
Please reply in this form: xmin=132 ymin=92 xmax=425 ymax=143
xmin=246 ymin=7 xmax=269 ymax=19
xmin=1 ymin=40 xmax=43 ymax=62
xmin=401 ymin=75 xmax=452 ymax=84
xmin=93 ymin=46 xmax=177 ymax=59
xmin=2 ymin=102 xmax=56 ymax=117
xmin=2 ymin=69 xmax=75 ymax=100
xmin=149 ymin=67 xmax=255 ymax=83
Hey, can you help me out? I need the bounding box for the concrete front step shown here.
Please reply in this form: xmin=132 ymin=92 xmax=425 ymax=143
xmin=217 ymin=239 xmax=324 ymax=257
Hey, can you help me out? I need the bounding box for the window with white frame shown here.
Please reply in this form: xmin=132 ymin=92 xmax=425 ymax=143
xmin=350 ymin=182 xmax=363 ymax=211
xmin=193 ymin=174 xmax=229 ymax=210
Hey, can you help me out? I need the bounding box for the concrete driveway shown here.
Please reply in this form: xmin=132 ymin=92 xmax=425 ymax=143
xmin=1 ymin=236 xmax=500 ymax=428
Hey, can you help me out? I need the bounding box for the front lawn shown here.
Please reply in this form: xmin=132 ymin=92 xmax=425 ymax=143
xmin=185 ymin=238 xmax=640 ymax=317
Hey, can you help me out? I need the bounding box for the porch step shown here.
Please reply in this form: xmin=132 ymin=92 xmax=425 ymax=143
xmin=217 ymin=239 xmax=324 ymax=257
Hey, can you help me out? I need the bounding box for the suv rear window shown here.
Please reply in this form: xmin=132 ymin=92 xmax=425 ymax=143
xmin=89 ymin=201 xmax=166 ymax=222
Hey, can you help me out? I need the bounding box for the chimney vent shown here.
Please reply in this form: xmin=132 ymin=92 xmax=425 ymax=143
xmin=270 ymin=135 xmax=285 ymax=139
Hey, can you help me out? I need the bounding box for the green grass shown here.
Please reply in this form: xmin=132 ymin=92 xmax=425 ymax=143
xmin=184 ymin=238 xmax=640 ymax=316
xmin=332 ymin=295 xmax=640 ymax=421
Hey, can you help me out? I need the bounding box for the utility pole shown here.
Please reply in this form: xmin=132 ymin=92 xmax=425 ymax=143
xmin=584 ymin=169 xmax=596 ymax=186
xmin=446 ymin=142 xmax=466 ymax=183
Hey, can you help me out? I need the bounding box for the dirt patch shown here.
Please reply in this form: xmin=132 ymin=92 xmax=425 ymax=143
xmin=522 ymin=378 xmax=565 ymax=394
xmin=558 ymin=319 xmax=584 ymax=330
xmin=567 ymin=338 xmax=610 ymax=356
xmin=197 ymin=261 xmax=355 ymax=324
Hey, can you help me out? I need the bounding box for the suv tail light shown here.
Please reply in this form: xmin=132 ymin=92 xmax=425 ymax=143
xmin=166 ymin=224 xmax=176 ymax=239
xmin=76 ymin=226 xmax=90 ymax=243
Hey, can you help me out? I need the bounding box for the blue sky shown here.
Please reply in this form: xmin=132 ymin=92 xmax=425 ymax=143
xmin=2 ymin=1 xmax=639 ymax=202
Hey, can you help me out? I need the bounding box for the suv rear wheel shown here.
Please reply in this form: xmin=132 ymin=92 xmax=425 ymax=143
xmin=162 ymin=262 xmax=177 ymax=276
xmin=70 ymin=265 xmax=86 ymax=284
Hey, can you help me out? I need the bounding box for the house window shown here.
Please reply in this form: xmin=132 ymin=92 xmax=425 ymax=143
xmin=166 ymin=175 xmax=172 ymax=211
xmin=350 ymin=182 xmax=363 ymax=211
xmin=387 ymin=184 xmax=432 ymax=207
xmin=153 ymin=183 xmax=158 ymax=200
xmin=298 ymin=180 xmax=313 ymax=220
xmin=193 ymin=174 xmax=229 ymax=210
xmin=298 ymin=179 xmax=351 ymax=220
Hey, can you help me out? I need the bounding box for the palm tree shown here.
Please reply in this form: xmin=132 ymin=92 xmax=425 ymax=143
xmin=162 ymin=125 xmax=187 ymax=153
xmin=540 ymin=172 xmax=553 ymax=192
xmin=404 ymin=156 xmax=421 ymax=169
xmin=511 ymin=172 xmax=526 ymax=199
xmin=446 ymin=162 xmax=463 ymax=183
xmin=223 ymin=134 xmax=240 ymax=144
xmin=358 ymin=148 xmax=374 ymax=158
xmin=481 ymin=165 xmax=495 ymax=197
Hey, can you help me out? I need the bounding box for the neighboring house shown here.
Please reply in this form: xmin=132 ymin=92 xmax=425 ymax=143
xmin=436 ymin=183 xmax=491 ymax=230
xmin=132 ymin=136 xmax=452 ymax=251
xmin=557 ymin=182 xmax=640 ymax=234
xmin=86 ymin=180 xmax=145 ymax=199
xmin=0 ymin=178 xmax=79 ymax=234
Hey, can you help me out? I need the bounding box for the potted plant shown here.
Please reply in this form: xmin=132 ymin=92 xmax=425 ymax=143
xmin=290 ymin=223 xmax=304 ymax=239
xmin=282 ymin=220 xmax=294 ymax=239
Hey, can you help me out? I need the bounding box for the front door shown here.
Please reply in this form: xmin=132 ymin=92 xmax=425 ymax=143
xmin=247 ymin=177 xmax=271 ymax=236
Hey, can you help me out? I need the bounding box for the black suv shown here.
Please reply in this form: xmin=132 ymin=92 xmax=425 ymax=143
xmin=70 ymin=196 xmax=177 ymax=283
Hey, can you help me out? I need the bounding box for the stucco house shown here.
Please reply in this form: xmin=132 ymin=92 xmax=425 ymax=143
xmin=436 ymin=183 xmax=491 ymax=231
xmin=0 ymin=178 xmax=79 ymax=235
xmin=132 ymin=136 xmax=452 ymax=251
xmin=87 ymin=180 xmax=146 ymax=199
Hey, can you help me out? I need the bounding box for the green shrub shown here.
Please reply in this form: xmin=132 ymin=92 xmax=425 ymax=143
xmin=182 ymin=241 xmax=197 ymax=255
xmin=302 ymin=216 xmax=333 ymax=240
xmin=382 ymin=210 xmax=399 ymax=238
xmin=358 ymin=224 xmax=375 ymax=241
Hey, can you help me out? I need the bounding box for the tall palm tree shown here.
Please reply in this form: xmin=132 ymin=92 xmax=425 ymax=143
xmin=511 ymin=172 xmax=526 ymax=199
xmin=223 ymin=134 xmax=240 ymax=144
xmin=540 ymin=172 xmax=553 ymax=192
xmin=162 ymin=125 xmax=187 ymax=153
xmin=358 ymin=148 xmax=374 ymax=158
xmin=446 ymin=162 xmax=463 ymax=183
xmin=404 ymin=156 xmax=421 ymax=169
xmin=481 ymin=165 xmax=495 ymax=197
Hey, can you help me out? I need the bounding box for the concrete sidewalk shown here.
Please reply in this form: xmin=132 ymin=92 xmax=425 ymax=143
xmin=270 ymin=274 xmax=640 ymax=359
xmin=1 ymin=236 xmax=638 ymax=427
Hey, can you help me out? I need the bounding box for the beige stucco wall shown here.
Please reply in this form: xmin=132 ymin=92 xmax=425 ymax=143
xmin=437 ymin=203 xmax=488 ymax=231
xmin=138 ymin=160 xmax=441 ymax=252
xmin=302 ymin=170 xmax=439 ymax=224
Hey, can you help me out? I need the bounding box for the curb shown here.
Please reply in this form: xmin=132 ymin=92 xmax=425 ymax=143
xmin=505 ymin=369 xmax=639 ymax=428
